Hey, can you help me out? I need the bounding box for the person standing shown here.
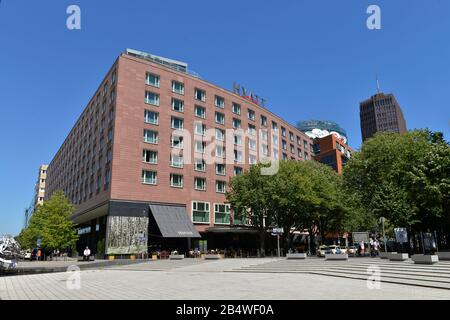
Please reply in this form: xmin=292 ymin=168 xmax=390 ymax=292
xmin=360 ymin=240 xmax=365 ymax=256
xmin=83 ymin=246 xmax=91 ymax=261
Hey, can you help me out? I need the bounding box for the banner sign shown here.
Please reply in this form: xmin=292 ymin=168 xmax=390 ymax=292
xmin=394 ymin=228 xmax=408 ymax=243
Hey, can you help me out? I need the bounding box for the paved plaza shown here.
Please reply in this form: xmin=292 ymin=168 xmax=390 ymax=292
xmin=1 ymin=257 xmax=450 ymax=300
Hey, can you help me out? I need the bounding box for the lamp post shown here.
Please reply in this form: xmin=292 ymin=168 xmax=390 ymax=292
xmin=380 ymin=217 xmax=387 ymax=252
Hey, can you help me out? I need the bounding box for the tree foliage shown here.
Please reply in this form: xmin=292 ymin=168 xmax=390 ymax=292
xmin=17 ymin=191 xmax=78 ymax=251
xmin=227 ymin=160 xmax=348 ymax=252
xmin=343 ymin=130 xmax=450 ymax=234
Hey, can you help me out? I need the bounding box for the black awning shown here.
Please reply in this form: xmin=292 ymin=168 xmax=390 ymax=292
xmin=205 ymin=226 xmax=259 ymax=234
xmin=148 ymin=204 xmax=201 ymax=238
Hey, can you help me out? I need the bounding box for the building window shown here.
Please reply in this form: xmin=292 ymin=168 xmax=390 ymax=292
xmin=281 ymin=127 xmax=286 ymax=137
xmin=232 ymin=103 xmax=241 ymax=115
xmin=272 ymin=121 xmax=278 ymax=132
xmin=232 ymin=118 xmax=241 ymax=129
xmin=215 ymin=95 xmax=225 ymax=108
xmin=273 ymin=149 xmax=279 ymax=159
xmin=104 ymin=168 xmax=111 ymax=185
xmin=304 ymin=152 xmax=309 ymax=160
xmin=195 ymin=88 xmax=206 ymax=102
xmin=215 ymin=128 xmax=225 ymax=141
xmin=170 ymin=154 xmax=184 ymax=168
xmin=249 ymin=154 xmax=257 ymax=165
xmin=214 ymin=203 xmax=230 ymax=224
xmin=143 ymin=149 xmax=158 ymax=164
xmin=303 ymin=140 xmax=308 ymax=150
xmin=234 ymin=166 xmax=243 ymax=175
xmin=289 ymin=132 xmax=294 ymax=142
xmin=144 ymin=110 xmax=159 ymax=125
xmin=290 ymin=144 xmax=295 ymax=154
xmin=144 ymin=129 xmax=158 ymax=144
xmin=234 ymin=134 xmax=242 ymax=146
xmin=195 ymin=140 xmax=206 ymax=153
xmin=146 ymin=73 xmax=160 ymax=87
xmin=194 ymin=122 xmax=206 ymax=136
xmin=172 ymin=81 xmax=184 ymax=95
xmin=247 ymin=109 xmax=255 ymax=121
xmin=248 ymin=124 xmax=256 ymax=136
xmin=171 ymin=116 xmax=184 ymax=129
xmin=111 ymin=70 xmax=117 ymax=84
xmin=145 ymin=91 xmax=160 ymax=106
xmin=249 ymin=139 xmax=257 ymax=151
xmin=282 ymin=140 xmax=287 ymax=150
xmin=194 ymin=177 xmax=206 ymax=191
xmin=171 ymin=99 xmax=184 ymax=113
xmin=195 ymin=105 xmax=206 ymax=119
xmin=298 ymin=148 xmax=303 ymax=158
xmin=234 ymin=150 xmax=242 ymax=163
xmin=261 ymin=144 xmax=269 ymax=156
xmin=215 ymin=145 xmax=225 ymax=158
xmin=170 ymin=174 xmax=183 ymax=188
xmin=261 ymin=130 xmax=268 ymax=142
xmin=194 ymin=158 xmax=206 ymax=172
xmin=216 ymin=163 xmax=226 ymax=176
xmin=171 ymin=135 xmax=184 ymax=149
xmin=272 ymin=135 xmax=279 ymax=147
xmin=142 ymin=170 xmax=157 ymax=185
xmin=106 ymin=148 xmax=112 ymax=163
xmin=192 ymin=201 xmax=210 ymax=223
xmin=261 ymin=115 xmax=267 ymax=126
xmin=215 ymin=112 xmax=225 ymax=125
xmin=216 ymin=181 xmax=227 ymax=194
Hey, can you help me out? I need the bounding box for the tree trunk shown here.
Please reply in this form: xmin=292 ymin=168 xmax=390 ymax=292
xmin=259 ymin=230 xmax=265 ymax=257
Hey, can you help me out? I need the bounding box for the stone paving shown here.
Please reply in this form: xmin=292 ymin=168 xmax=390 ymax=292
xmin=228 ymin=257 xmax=450 ymax=290
xmin=1 ymin=257 xmax=450 ymax=300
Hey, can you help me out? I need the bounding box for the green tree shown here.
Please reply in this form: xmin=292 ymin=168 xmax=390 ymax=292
xmin=17 ymin=191 xmax=78 ymax=253
xmin=343 ymin=130 xmax=450 ymax=248
xmin=227 ymin=160 xmax=349 ymax=254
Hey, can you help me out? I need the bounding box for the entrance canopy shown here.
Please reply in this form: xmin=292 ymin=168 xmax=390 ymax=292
xmin=148 ymin=204 xmax=201 ymax=238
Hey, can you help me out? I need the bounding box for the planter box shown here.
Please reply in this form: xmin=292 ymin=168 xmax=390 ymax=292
xmin=412 ymin=254 xmax=439 ymax=265
xmin=286 ymin=253 xmax=307 ymax=259
xmin=151 ymin=255 xmax=158 ymax=261
xmin=388 ymin=253 xmax=409 ymax=261
xmin=437 ymin=252 xmax=450 ymax=260
xmin=325 ymin=253 xmax=348 ymax=260
xmin=169 ymin=254 xmax=185 ymax=260
xmin=204 ymin=254 xmax=221 ymax=260
xmin=379 ymin=252 xmax=397 ymax=259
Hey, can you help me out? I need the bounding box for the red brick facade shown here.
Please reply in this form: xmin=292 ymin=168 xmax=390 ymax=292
xmin=46 ymin=50 xmax=314 ymax=232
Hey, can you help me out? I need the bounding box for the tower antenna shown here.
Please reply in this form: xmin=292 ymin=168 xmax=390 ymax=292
xmin=376 ymin=74 xmax=381 ymax=93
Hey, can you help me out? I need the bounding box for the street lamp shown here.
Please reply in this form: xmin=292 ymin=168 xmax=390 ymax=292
xmin=380 ymin=217 xmax=387 ymax=252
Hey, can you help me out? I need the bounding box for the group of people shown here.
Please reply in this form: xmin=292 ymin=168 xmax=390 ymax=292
xmin=358 ymin=238 xmax=380 ymax=256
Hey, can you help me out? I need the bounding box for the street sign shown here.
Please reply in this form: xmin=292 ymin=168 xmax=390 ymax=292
xmin=37 ymin=238 xmax=41 ymax=247
xmin=352 ymin=232 xmax=369 ymax=243
xmin=271 ymin=228 xmax=284 ymax=234
xmin=394 ymin=228 xmax=408 ymax=243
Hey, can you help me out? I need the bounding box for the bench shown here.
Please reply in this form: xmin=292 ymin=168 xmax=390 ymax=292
xmin=325 ymin=253 xmax=348 ymax=260
xmin=169 ymin=254 xmax=185 ymax=260
xmin=437 ymin=252 xmax=450 ymax=261
xmin=388 ymin=253 xmax=409 ymax=261
xmin=411 ymin=254 xmax=439 ymax=265
xmin=77 ymin=256 xmax=95 ymax=262
xmin=286 ymin=253 xmax=307 ymax=259
xmin=204 ymin=254 xmax=221 ymax=260
xmin=379 ymin=252 xmax=397 ymax=259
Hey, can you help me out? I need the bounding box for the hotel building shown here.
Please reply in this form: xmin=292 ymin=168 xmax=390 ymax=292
xmin=45 ymin=49 xmax=314 ymax=256
xmin=24 ymin=164 xmax=48 ymax=227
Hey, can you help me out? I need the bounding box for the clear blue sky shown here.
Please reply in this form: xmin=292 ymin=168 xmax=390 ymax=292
xmin=0 ymin=0 xmax=449 ymax=236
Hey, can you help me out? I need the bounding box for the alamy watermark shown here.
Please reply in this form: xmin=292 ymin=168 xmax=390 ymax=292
xmin=366 ymin=265 xmax=381 ymax=290
xmin=66 ymin=265 xmax=81 ymax=290
xmin=66 ymin=5 xmax=81 ymax=30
